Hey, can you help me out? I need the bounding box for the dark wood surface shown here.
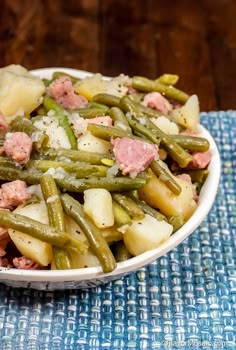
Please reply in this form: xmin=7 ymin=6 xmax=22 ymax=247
xmin=0 ymin=0 xmax=236 ymax=111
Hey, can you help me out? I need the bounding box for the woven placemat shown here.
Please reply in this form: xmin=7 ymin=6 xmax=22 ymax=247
xmin=0 ymin=111 xmax=235 ymax=350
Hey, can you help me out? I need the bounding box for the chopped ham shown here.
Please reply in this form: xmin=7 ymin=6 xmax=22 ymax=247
xmin=0 ymin=180 xmax=31 ymax=209
xmin=13 ymin=256 xmax=39 ymax=270
xmin=143 ymin=92 xmax=172 ymax=115
xmin=48 ymin=76 xmax=88 ymax=109
xmin=112 ymin=137 xmax=157 ymax=177
xmin=187 ymin=151 xmax=211 ymax=170
xmin=3 ymin=132 xmax=32 ymax=165
xmin=0 ymin=112 xmax=8 ymax=134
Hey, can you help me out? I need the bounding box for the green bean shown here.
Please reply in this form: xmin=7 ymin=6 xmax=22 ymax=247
xmin=40 ymin=174 xmax=72 ymax=270
xmin=0 ymin=156 xmax=16 ymax=168
xmin=171 ymin=135 xmax=210 ymax=152
xmin=69 ymin=107 xmax=109 ymax=119
xmin=43 ymin=96 xmax=77 ymax=150
xmin=127 ymin=108 xmax=192 ymax=167
xmin=0 ymin=209 xmax=87 ymax=253
xmin=109 ymin=107 xmax=132 ymax=133
xmin=40 ymin=174 xmax=65 ymax=232
xmin=52 ymin=71 xmax=80 ymax=84
xmin=61 ymin=193 xmax=116 ymax=273
xmin=168 ymin=215 xmax=185 ymax=232
xmin=88 ymin=101 xmax=111 ymax=111
xmin=112 ymin=241 xmax=132 ymax=262
xmin=34 ymin=105 xmax=48 ymax=116
xmin=112 ymin=200 xmax=132 ymax=227
xmin=119 ymin=95 xmax=140 ymax=119
xmin=132 ymin=76 xmax=189 ymax=103
xmin=129 ymin=93 xmax=145 ymax=104
xmin=101 ymin=226 xmax=123 ymax=244
xmin=112 ymin=193 xmax=145 ymax=220
xmin=0 ymin=164 xmax=148 ymax=193
xmin=127 ymin=193 xmax=167 ymax=222
xmin=127 ymin=119 xmax=161 ymax=146
xmin=150 ymin=160 xmax=181 ymax=195
xmin=41 ymin=148 xmax=113 ymax=165
xmin=0 ymin=166 xmax=42 ymax=184
xmin=10 ymin=116 xmax=49 ymax=150
xmin=148 ymin=120 xmax=193 ymax=167
xmin=156 ymin=74 xmax=179 ymax=86
xmin=55 ymin=175 xmax=149 ymax=193
xmin=87 ymin=123 xmax=129 ymax=141
xmin=29 ymin=160 xmax=108 ymax=178
xmin=92 ymin=93 xmax=121 ymax=107
xmin=53 ymin=246 xmax=73 ymax=270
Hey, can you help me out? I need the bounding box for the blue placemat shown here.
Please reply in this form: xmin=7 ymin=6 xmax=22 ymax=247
xmin=0 ymin=111 xmax=235 ymax=350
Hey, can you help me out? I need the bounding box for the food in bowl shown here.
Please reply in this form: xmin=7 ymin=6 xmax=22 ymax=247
xmin=0 ymin=65 xmax=218 ymax=279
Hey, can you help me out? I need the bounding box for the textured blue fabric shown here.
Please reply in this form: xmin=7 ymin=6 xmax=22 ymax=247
xmin=0 ymin=111 xmax=235 ymax=350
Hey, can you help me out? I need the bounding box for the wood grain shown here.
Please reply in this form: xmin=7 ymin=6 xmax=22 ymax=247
xmin=0 ymin=0 xmax=236 ymax=111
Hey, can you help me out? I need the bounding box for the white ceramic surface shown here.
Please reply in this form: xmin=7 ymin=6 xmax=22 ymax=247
xmin=0 ymin=68 xmax=221 ymax=290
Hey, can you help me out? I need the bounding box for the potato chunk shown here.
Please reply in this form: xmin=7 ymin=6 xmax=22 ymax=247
xmin=0 ymin=64 xmax=45 ymax=119
xmin=170 ymin=94 xmax=199 ymax=131
xmin=123 ymin=214 xmax=173 ymax=256
xmin=139 ymin=173 xmax=197 ymax=220
xmin=84 ymin=188 xmax=114 ymax=228
xmin=8 ymin=201 xmax=52 ymax=266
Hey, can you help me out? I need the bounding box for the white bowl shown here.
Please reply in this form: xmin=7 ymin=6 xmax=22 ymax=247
xmin=0 ymin=68 xmax=221 ymax=290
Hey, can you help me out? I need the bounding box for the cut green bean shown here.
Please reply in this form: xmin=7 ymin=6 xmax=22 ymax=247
xmin=40 ymin=174 xmax=72 ymax=270
xmin=112 ymin=193 xmax=145 ymax=220
xmin=40 ymin=174 xmax=65 ymax=232
xmin=29 ymin=160 xmax=108 ymax=178
xmin=43 ymin=96 xmax=77 ymax=149
xmin=109 ymin=106 xmax=132 ymax=133
xmin=150 ymin=160 xmax=181 ymax=195
xmin=171 ymin=135 xmax=210 ymax=152
xmin=168 ymin=215 xmax=185 ymax=232
xmin=87 ymin=123 xmax=129 ymax=141
xmin=112 ymin=241 xmax=132 ymax=262
xmin=55 ymin=175 xmax=149 ymax=193
xmin=61 ymin=193 xmax=116 ymax=273
xmin=132 ymin=76 xmax=189 ymax=103
xmin=112 ymin=200 xmax=132 ymax=227
xmin=69 ymin=106 xmax=109 ymax=119
xmin=156 ymin=74 xmax=179 ymax=86
xmin=127 ymin=119 xmax=161 ymax=146
xmin=92 ymin=93 xmax=121 ymax=107
xmin=41 ymin=148 xmax=113 ymax=165
xmin=0 ymin=209 xmax=87 ymax=253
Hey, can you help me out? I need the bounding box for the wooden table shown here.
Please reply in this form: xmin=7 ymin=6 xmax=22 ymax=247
xmin=1 ymin=0 xmax=236 ymax=111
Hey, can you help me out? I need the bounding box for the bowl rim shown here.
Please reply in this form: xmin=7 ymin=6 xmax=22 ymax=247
xmin=0 ymin=68 xmax=221 ymax=282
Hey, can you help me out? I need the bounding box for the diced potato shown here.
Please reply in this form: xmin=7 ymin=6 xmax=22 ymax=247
xmin=70 ymin=249 xmax=100 ymax=269
xmin=123 ymin=214 xmax=173 ymax=256
xmin=34 ymin=116 xmax=71 ymax=149
xmin=170 ymin=94 xmax=199 ymax=131
xmin=151 ymin=116 xmax=179 ymax=135
xmin=64 ymin=215 xmax=88 ymax=244
xmin=8 ymin=229 xmax=53 ymax=266
xmin=8 ymin=201 xmax=52 ymax=266
xmin=77 ymin=132 xmax=112 ymax=154
xmin=84 ymin=188 xmax=114 ymax=228
xmin=139 ymin=173 xmax=197 ymax=220
xmin=74 ymin=73 xmax=107 ymax=100
xmin=74 ymin=73 xmax=129 ymax=100
xmin=0 ymin=64 xmax=45 ymax=119
xmin=13 ymin=201 xmax=49 ymax=224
